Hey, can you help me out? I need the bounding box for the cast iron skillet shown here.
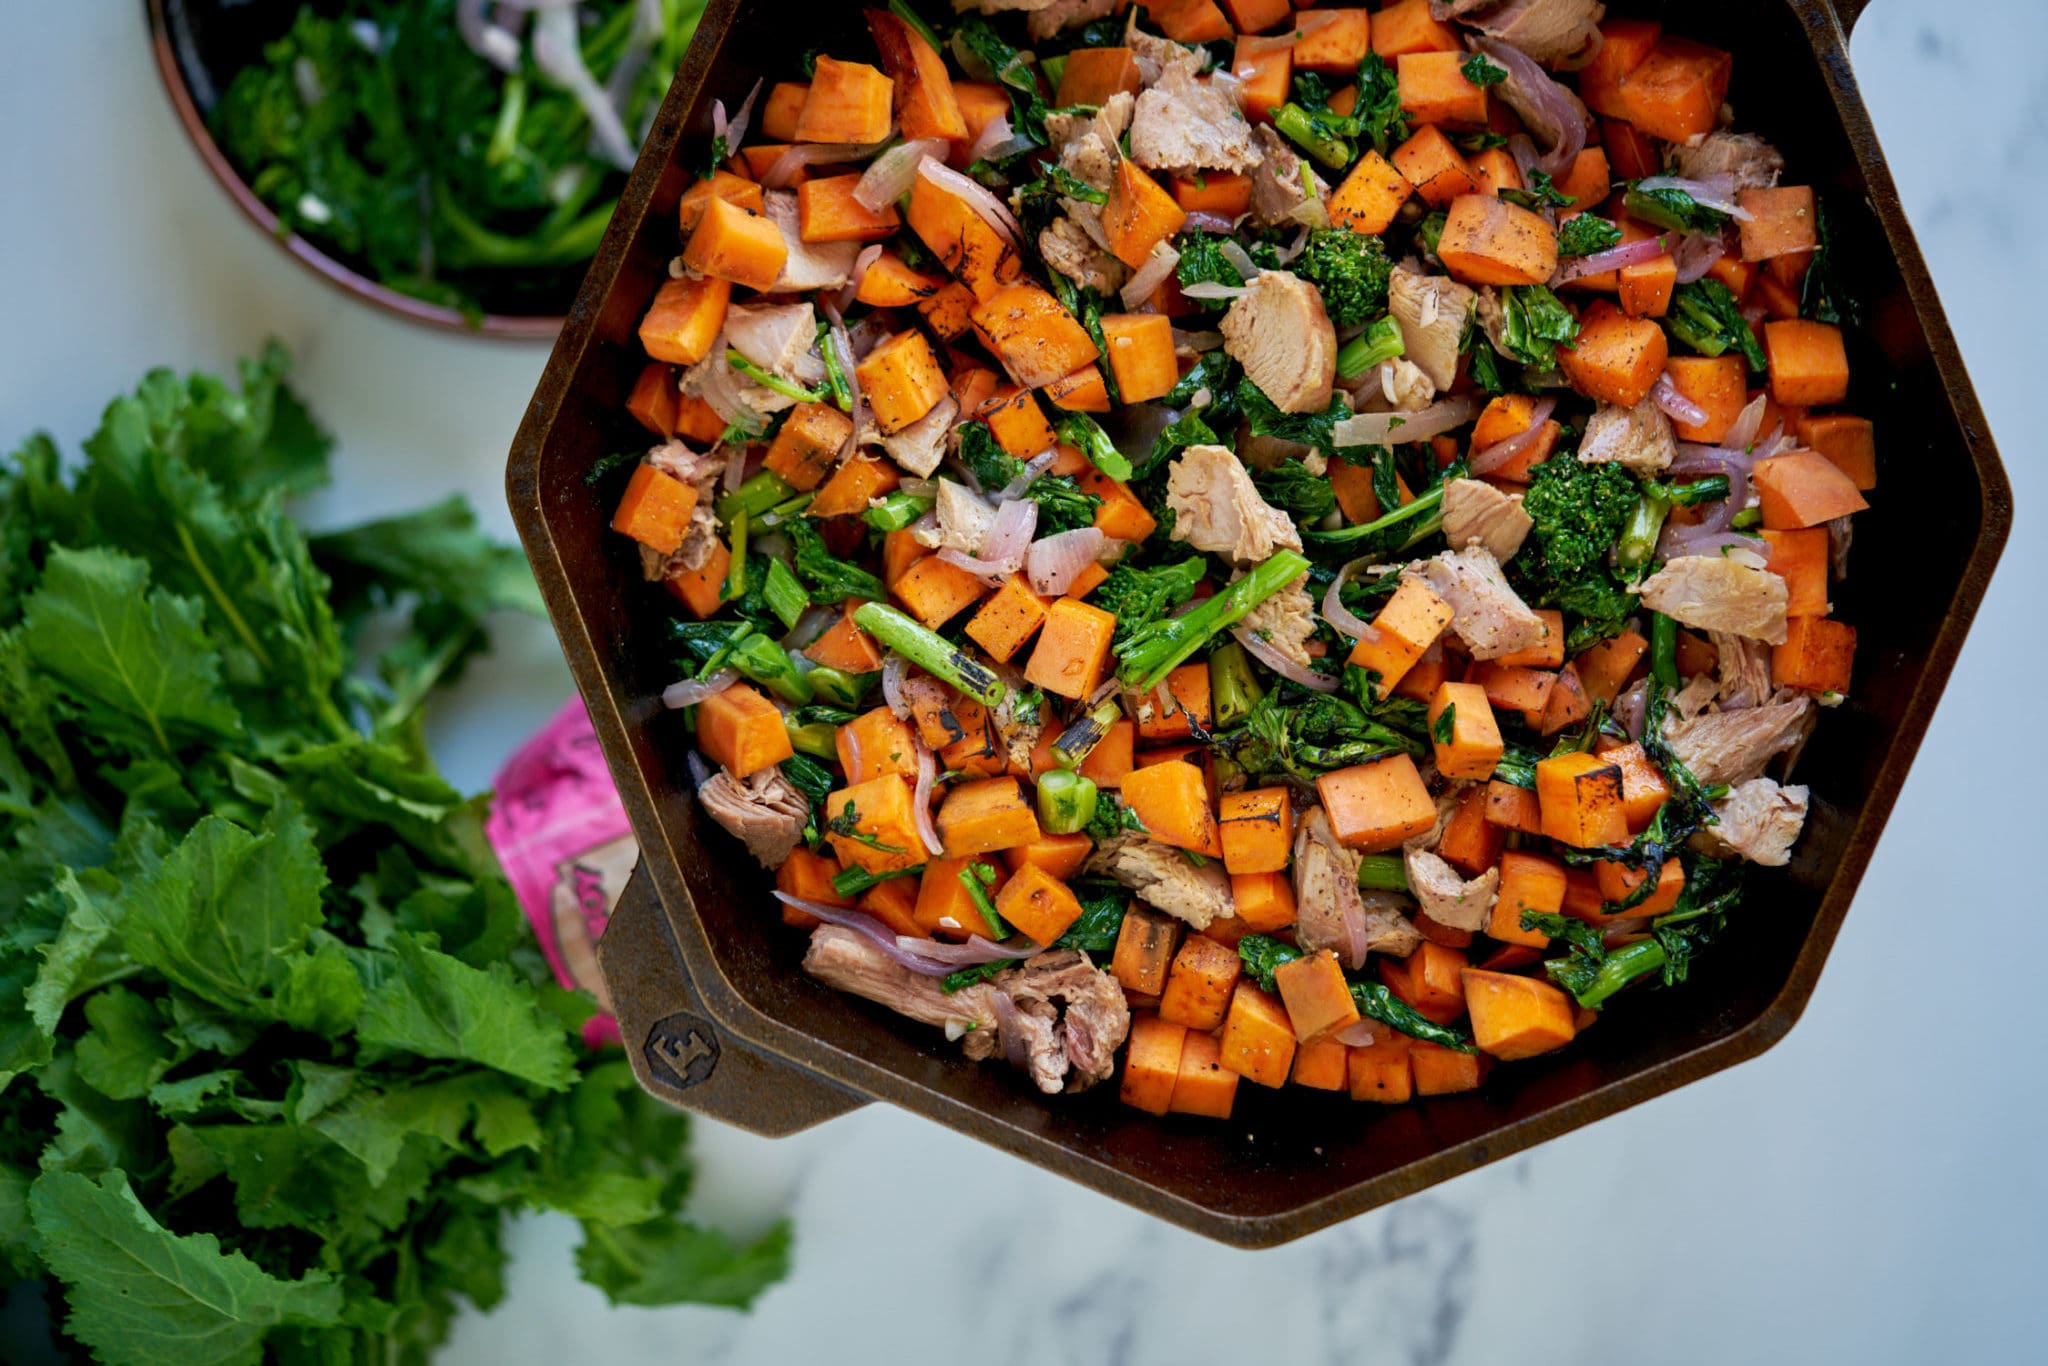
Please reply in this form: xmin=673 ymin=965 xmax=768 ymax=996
xmin=146 ymin=0 xmax=568 ymax=337
xmin=508 ymin=0 xmax=2013 ymax=1245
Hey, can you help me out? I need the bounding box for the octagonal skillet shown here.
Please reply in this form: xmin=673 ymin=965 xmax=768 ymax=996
xmin=508 ymin=0 xmax=2010 ymax=1246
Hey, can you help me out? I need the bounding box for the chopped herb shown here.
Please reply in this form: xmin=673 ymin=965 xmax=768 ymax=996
xmin=827 ymin=800 xmax=907 ymax=854
xmin=1461 ymin=54 xmax=1508 ymax=87
xmin=1556 ymin=213 xmax=1624 ymax=258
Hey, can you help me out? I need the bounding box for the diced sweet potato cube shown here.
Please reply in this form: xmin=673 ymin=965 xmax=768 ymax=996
xmin=1122 ymin=757 xmax=1223 ymax=857
xmin=936 ymin=776 xmax=1042 ymax=859
xmin=1023 ymin=597 xmax=1118 ymax=700
xmin=1537 ymin=662 xmax=1592 ymax=737
xmin=979 ymin=385 xmax=1059 ymax=458
xmin=696 ymin=682 xmax=794 ymax=782
xmin=1752 ymin=448 xmax=1869 ymax=529
xmin=1595 ymin=856 xmax=1685 ymax=918
xmin=1462 ymin=968 xmax=1577 ymax=1061
xmin=1220 ymin=786 xmax=1294 ymax=875
xmin=1763 ymin=319 xmax=1851 ymax=407
xmin=1391 ymin=125 xmax=1477 ymax=207
xmin=1044 ymin=364 xmax=1110 ymax=412
xmin=777 ymin=847 xmax=850 ymax=926
xmin=1348 ymin=576 xmax=1454 ymax=697
xmin=1610 ymin=36 xmax=1732 ymax=144
xmin=856 ymin=329 xmax=950 ymax=434
xmin=1120 ymin=1015 xmax=1188 ymax=1115
xmin=1077 ymin=467 xmax=1158 ymax=542
xmin=1004 ymin=832 xmax=1095 ymax=882
xmin=1558 ymin=300 xmax=1668 ymax=407
xmin=678 ymin=171 xmax=767 ymax=237
xmin=858 ymin=877 xmax=923 ymax=939
xmin=1347 ymin=1035 xmax=1414 ymax=1103
xmin=1330 ymin=150 xmax=1413 ymax=235
xmin=914 ymin=856 xmax=1006 ymax=939
xmin=970 ymin=284 xmax=1101 ymax=390
xmin=907 ymin=172 xmax=1024 ymax=300
xmin=1316 ymin=754 xmax=1437 ymax=852
xmin=1290 ymin=1037 xmax=1349 ymax=1090
xmin=1274 ymin=948 xmax=1361 ymax=1042
xmin=1219 ymin=981 xmax=1298 ymax=1088
xmin=763 ymin=401 xmax=853 ymax=491
xmin=1575 ymin=629 xmax=1648 ymax=703
xmin=758 ymin=82 xmax=809 ymax=142
xmin=1397 ymin=50 xmax=1488 ymax=128
xmin=1437 ymin=786 xmax=1504 ymax=876
xmin=610 ymin=463 xmax=699 ymax=555
xmin=794 ymin=56 xmax=894 ymax=145
xmin=681 ymin=196 xmax=788 ymax=292
xmin=836 ymin=706 xmax=919 ymax=785
xmin=865 ymin=7 xmax=966 ymax=141
xmin=1436 ymin=194 xmax=1557 ymax=286
xmin=996 ymin=862 xmax=1086 ymax=946
xmin=1410 ymin=1041 xmax=1487 ymax=1095
xmin=1100 ymin=312 xmax=1180 ymax=403
xmin=663 ymin=539 xmax=730 ymax=619
xmin=811 ymin=453 xmax=901 ymax=518
xmin=1134 ymin=663 xmax=1213 ymax=743
xmin=893 ymin=553 xmax=988 ymax=629
xmin=1594 ymin=740 xmax=1671 ymax=831
xmin=1484 ymin=780 xmax=1542 ymax=834
xmin=1371 ymin=0 xmax=1460 ymax=57
xmin=1158 ymin=933 xmax=1242 ymax=1033
xmin=1101 ymin=158 xmax=1188 ymax=270
xmin=1293 ymin=7 xmax=1373 ymax=71
xmin=797 ymin=173 xmax=901 ymax=243
xmin=823 ymin=774 xmax=925 ymax=874
xmin=1113 ymin=906 xmax=1183 ymax=997
xmin=638 ymin=275 xmax=731 ymax=366
xmin=1428 ymin=681 xmax=1503 ymax=781
xmin=1229 ymin=871 xmax=1297 ymax=932
xmin=1762 ymin=528 xmax=1831 ymax=617
xmin=1231 ymin=34 xmax=1294 ymax=122
xmin=1490 ymin=850 xmax=1565 ymax=948
xmin=1796 ymin=413 xmax=1876 ymax=492
xmin=1168 ymin=1026 xmax=1239 ymax=1118
xmin=1773 ymin=615 xmax=1856 ymax=694
xmin=1535 ymin=752 xmax=1628 ymax=848
xmin=1058 ymin=46 xmax=1144 ymax=106
xmin=964 ymin=575 xmax=1051 ymax=664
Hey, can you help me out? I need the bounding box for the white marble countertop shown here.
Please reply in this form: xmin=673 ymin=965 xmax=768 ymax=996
xmin=4 ymin=4 xmax=2045 ymax=1363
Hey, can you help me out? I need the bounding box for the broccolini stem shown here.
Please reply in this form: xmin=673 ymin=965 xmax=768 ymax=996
xmin=816 ymin=321 xmax=855 ymax=412
xmin=716 ymin=470 xmax=794 ymax=524
xmin=1649 ymin=611 xmax=1680 ymax=689
xmin=864 ymin=492 xmax=935 ymax=533
xmin=1336 ymin=316 xmax=1405 ymax=380
xmin=728 ymin=350 xmax=826 ymax=404
xmin=725 ymin=508 xmax=749 ymax=601
xmin=1050 ymin=697 xmax=1123 ymax=768
xmin=1356 ymin=854 xmax=1409 ymax=892
xmin=1573 ymin=939 xmax=1667 ymax=1009
xmin=1055 ymin=412 xmax=1134 ymax=481
xmin=1273 ymin=104 xmax=1353 ymax=169
xmin=1616 ymin=491 xmax=1671 ymax=572
xmin=1207 ymin=640 xmax=1264 ymax=727
xmin=852 ymin=603 xmax=1007 ymax=707
xmin=1118 ymin=550 xmax=1311 ymax=692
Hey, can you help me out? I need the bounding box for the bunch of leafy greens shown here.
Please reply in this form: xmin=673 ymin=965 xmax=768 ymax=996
xmin=211 ymin=0 xmax=705 ymax=320
xmin=0 ymin=350 xmax=787 ymax=1366
xmin=1515 ymin=456 xmax=1641 ymax=651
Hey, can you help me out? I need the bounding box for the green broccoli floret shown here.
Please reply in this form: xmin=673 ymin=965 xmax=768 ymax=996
xmin=1094 ymin=558 xmax=1206 ymax=644
xmin=1292 ymin=229 xmax=1392 ymax=328
xmin=1521 ymin=457 xmax=1639 ymax=586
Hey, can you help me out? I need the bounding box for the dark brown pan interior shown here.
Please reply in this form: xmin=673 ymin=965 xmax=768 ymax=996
xmin=508 ymin=0 xmax=2010 ymax=1244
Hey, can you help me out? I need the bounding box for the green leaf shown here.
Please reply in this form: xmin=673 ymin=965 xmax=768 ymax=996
xmin=0 ymin=1160 xmax=37 ymax=1282
xmin=118 ymin=805 xmax=327 ymax=1015
xmin=75 ymin=987 xmax=178 ymax=1100
xmin=311 ymin=494 xmax=543 ymax=624
xmin=29 ymin=1169 xmax=342 ymax=1366
xmin=172 ymin=1122 xmax=365 ymax=1232
xmin=18 ymin=546 xmax=242 ymax=754
xmin=576 ymin=1217 xmax=793 ymax=1309
xmin=25 ymin=868 xmax=132 ymax=1036
xmin=356 ymin=933 xmax=577 ymax=1090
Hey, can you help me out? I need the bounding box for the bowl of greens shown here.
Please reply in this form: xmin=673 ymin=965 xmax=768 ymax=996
xmin=145 ymin=0 xmax=709 ymax=334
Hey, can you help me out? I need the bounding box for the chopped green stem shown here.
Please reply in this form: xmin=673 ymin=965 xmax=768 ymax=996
xmin=728 ymin=633 xmax=812 ymax=706
xmin=1117 ymin=550 xmax=1311 ymax=691
xmin=785 ymin=717 xmax=840 ymax=760
xmin=1573 ymin=939 xmax=1668 ymax=1009
xmin=762 ymin=556 xmax=811 ymax=630
xmin=1356 ymin=854 xmax=1409 ymax=892
xmin=1056 ymin=412 xmax=1133 ymax=481
xmin=1036 ymin=768 xmax=1099 ymax=835
xmin=1336 ymin=316 xmax=1405 ymax=379
xmin=1655 ymin=474 xmax=1732 ymax=507
xmin=486 ymin=74 xmax=527 ymax=167
xmin=1616 ymin=491 xmax=1671 ymax=572
xmin=716 ymin=470 xmax=794 ymax=524
xmin=833 ymin=862 xmax=924 ymax=898
xmin=889 ymin=0 xmax=945 ymax=52
xmin=729 ymin=350 xmax=826 ymax=403
xmin=864 ymin=492 xmax=935 ymax=532
xmin=817 ymin=321 xmax=855 ymax=411
xmin=958 ymin=863 xmax=1010 ymax=938
xmin=852 ymin=603 xmax=1007 ymax=707
xmin=1051 ymin=698 xmax=1124 ymax=768
xmin=725 ymin=508 xmax=750 ymax=601
xmin=1208 ymin=640 xmax=1264 ymax=728
xmin=1649 ymin=610 xmax=1680 ymax=689
xmin=1274 ymin=104 xmax=1352 ymax=169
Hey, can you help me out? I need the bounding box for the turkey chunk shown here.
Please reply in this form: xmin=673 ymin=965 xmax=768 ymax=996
xmin=1452 ymin=0 xmax=1607 ymax=66
xmin=1636 ymin=553 xmax=1789 ymax=645
xmin=1166 ymin=443 xmax=1303 ymax=565
xmin=1699 ymin=777 xmax=1809 ymax=867
xmin=1388 ymin=265 xmax=1476 ymax=392
xmin=1409 ymin=545 xmax=1548 ymax=660
xmin=1441 ymin=478 xmax=1534 ymax=563
xmin=1671 ymin=132 xmax=1784 ymax=191
xmin=1130 ymin=61 xmax=1258 ymax=174
xmin=1662 ymin=678 xmax=1815 ymax=787
xmin=1404 ymin=848 xmax=1499 ymax=932
xmin=1578 ymin=397 xmax=1676 ymax=476
xmin=1220 ymin=270 xmax=1337 ymax=414
xmin=1248 ymin=125 xmax=1329 ymax=228
xmin=1103 ymin=839 xmax=1236 ymax=931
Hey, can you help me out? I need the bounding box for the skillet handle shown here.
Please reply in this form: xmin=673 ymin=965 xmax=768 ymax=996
xmin=1827 ymin=0 xmax=1874 ymax=34
xmin=600 ymin=860 xmax=868 ymax=1136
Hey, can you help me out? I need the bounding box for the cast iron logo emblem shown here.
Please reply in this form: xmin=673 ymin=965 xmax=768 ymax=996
xmin=645 ymin=1012 xmax=720 ymax=1091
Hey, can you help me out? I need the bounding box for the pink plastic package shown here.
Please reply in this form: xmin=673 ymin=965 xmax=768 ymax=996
xmin=486 ymin=698 xmax=637 ymax=1048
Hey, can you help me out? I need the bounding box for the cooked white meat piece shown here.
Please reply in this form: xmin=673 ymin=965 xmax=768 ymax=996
xmin=1043 ymin=92 xmax=1133 ymax=154
xmin=1130 ymin=60 xmax=1258 ymax=175
xmin=1235 ymin=572 xmax=1317 ymax=667
xmin=1348 ymin=356 xmax=1437 ymax=413
xmin=1102 ymin=838 xmax=1236 ymax=931
xmin=762 ymin=191 xmax=859 ymax=293
xmin=1166 ymin=443 xmax=1303 ymax=565
xmin=1039 ymin=215 xmax=1128 ymax=294
xmin=1220 ymin=270 xmax=1338 ymax=414
xmin=1404 ymin=848 xmax=1499 ymax=933
xmin=991 ymin=951 xmax=1131 ymax=1093
xmin=696 ymin=764 xmax=808 ymax=867
xmin=1453 ymin=0 xmax=1607 ymax=66
xmin=1636 ymin=553 xmax=1789 ymax=645
xmin=952 ymin=0 xmax=1061 ymax=14
xmin=724 ymin=300 xmax=819 ymax=380
xmin=1671 ymin=132 xmax=1784 ymax=191
xmin=1410 ymin=545 xmax=1548 ymax=660
xmin=639 ymin=503 xmax=724 ymax=578
xmin=1248 ymin=125 xmax=1329 ymax=228
xmin=1442 ymin=478 xmax=1534 ymax=563
xmin=1387 ymin=264 xmax=1476 ymax=392
xmin=1293 ymin=807 xmax=1369 ymax=970
xmin=920 ymin=478 xmax=994 ymax=553
xmin=803 ymin=926 xmax=1003 ymax=1060
xmin=1026 ymin=0 xmax=1116 ymax=39
xmin=877 ymin=392 xmax=958 ymax=478
xmin=1662 ymin=677 xmax=1816 ymax=787
xmin=1127 ymin=26 xmax=1205 ymax=83
xmin=1578 ymin=397 xmax=1677 ymax=477
xmin=1827 ymin=513 xmax=1853 ymax=581
xmin=681 ymin=335 xmax=792 ymax=420
xmin=1698 ymin=777 xmax=1810 ymax=867
xmin=1711 ymin=631 xmax=1774 ymax=709
xmin=645 ymin=438 xmax=724 ymax=491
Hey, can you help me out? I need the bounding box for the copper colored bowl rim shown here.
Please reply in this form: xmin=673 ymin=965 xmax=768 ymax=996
xmin=143 ymin=0 xmax=565 ymax=340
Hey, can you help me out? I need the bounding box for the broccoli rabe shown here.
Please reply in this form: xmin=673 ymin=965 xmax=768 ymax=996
xmin=1519 ymin=457 xmax=1639 ymax=588
xmin=1116 ymin=551 xmax=1312 ymax=690
xmin=1026 ymin=476 xmax=1102 ymax=534
xmin=1301 ymin=461 xmax=1466 ymax=564
xmin=1094 ymin=558 xmax=1206 ymax=640
xmin=1556 ymin=214 xmax=1624 ymax=258
xmin=1352 ymin=53 xmax=1409 ymax=156
xmin=1274 ymin=72 xmax=1361 ymax=170
xmin=1497 ymin=285 xmax=1581 ymax=370
xmin=1336 ymin=315 xmax=1406 ymax=379
xmin=1215 ymin=688 xmax=1420 ymax=783
xmin=1237 ymin=380 xmax=1352 ymax=454
xmin=1253 ymin=461 xmax=1337 ymax=523
xmin=784 ymin=515 xmax=887 ymax=605
xmin=1292 ymin=229 xmax=1393 ymax=328
xmin=1623 ymin=182 xmax=1729 ymax=234
xmin=1176 ymin=232 xmax=1281 ymax=306
xmin=1669 ymin=279 xmax=1769 ymax=371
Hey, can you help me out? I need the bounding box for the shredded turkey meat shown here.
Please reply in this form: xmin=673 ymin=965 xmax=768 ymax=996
xmin=876 ymin=392 xmax=958 ymax=478
xmin=992 ymin=952 xmax=1132 ymax=1093
xmin=1404 ymin=848 xmax=1499 ymax=933
xmin=1410 ymin=545 xmax=1548 ymax=660
xmin=1219 ymin=270 xmax=1338 ymax=414
xmin=1235 ymin=572 xmax=1317 ymax=667
xmin=762 ymin=191 xmax=858 ymax=293
xmin=1025 ymin=0 xmax=1116 ymax=39
xmin=1671 ymin=132 xmax=1784 ymax=191
xmin=1698 ymin=777 xmax=1810 ymax=867
xmin=1441 ymin=478 xmax=1534 ymax=563
xmin=1038 ymin=214 xmax=1127 ymax=295
xmin=1711 ymin=630 xmax=1775 ymax=709
xmin=1662 ymin=676 xmax=1816 ymax=787
xmin=1103 ymin=838 xmax=1237 ymax=931
xmin=1449 ymin=0 xmax=1607 ymax=66
xmin=1247 ymin=125 xmax=1328 ymax=228
xmin=697 ymin=764 xmax=808 ymax=867
xmin=1579 ymin=397 xmax=1677 ymax=477
xmin=1388 ymin=264 xmax=1476 ymax=392
xmin=1130 ymin=57 xmax=1258 ymax=174
xmin=1636 ymin=553 xmax=1789 ymax=645
xmin=920 ymin=478 xmax=994 ymax=553
xmin=1166 ymin=443 xmax=1303 ymax=565
xmin=802 ymin=925 xmax=1003 ymax=1058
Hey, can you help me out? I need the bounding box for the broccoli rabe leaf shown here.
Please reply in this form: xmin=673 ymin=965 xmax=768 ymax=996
xmin=1082 ymin=793 xmax=1147 ymax=845
xmin=1252 ymin=462 xmax=1337 ymax=523
xmin=1175 ymin=233 xmax=1281 ymax=308
xmin=1093 ymin=559 xmax=1206 ymax=642
xmin=1669 ymin=278 xmax=1769 ymax=371
xmin=1801 ymin=198 xmax=1860 ymax=328
xmin=1292 ymin=229 xmax=1393 ymax=328
xmin=1352 ymin=52 xmax=1409 ymax=155
xmin=1237 ymin=380 xmax=1351 ymax=454
xmin=1624 ymin=183 xmax=1729 ymax=234
xmin=783 ymin=516 xmax=887 ymax=605
xmin=954 ymin=421 xmax=1023 ymax=489
xmin=1501 ymin=169 xmax=1575 ymax=211
xmin=1025 ymin=476 xmax=1102 ymax=534
xmin=1215 ymin=687 xmax=1421 ymax=783
xmin=1497 ymin=284 xmax=1581 ymax=370
xmin=1237 ymin=935 xmax=1304 ymax=994
xmin=1052 ymin=883 xmax=1128 ymax=953
xmin=1556 ymin=214 xmax=1625 ymax=258
xmin=1460 ymin=54 xmax=1508 ymax=87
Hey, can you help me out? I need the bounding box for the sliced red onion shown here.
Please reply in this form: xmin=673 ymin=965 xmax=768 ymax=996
xmin=1181 ymin=281 xmax=1250 ymax=301
xmin=458 ymin=0 xmax=521 ymax=72
xmin=1473 ymin=36 xmax=1585 ymax=177
xmin=1752 ymin=422 xmax=1789 ymax=461
xmin=856 ymin=137 xmax=950 ymax=211
xmin=1615 ymin=679 xmax=1649 ymax=741
xmin=1469 ymin=397 xmax=1558 ymax=474
xmin=1027 ymin=527 xmax=1107 ymax=596
xmin=663 ymin=668 xmax=738 ymax=709
xmin=938 ymin=547 xmax=1021 ymax=586
xmin=785 ymin=604 xmax=838 ymax=650
xmin=532 ymin=10 xmax=637 ymax=172
xmin=1337 ymin=900 xmax=1369 ymax=970
xmin=818 ymin=300 xmax=865 ymax=455
xmin=1321 ymin=558 xmax=1383 ymax=644
xmin=1670 ymin=442 xmax=1757 ymax=477
xmin=1652 ymin=373 xmax=1709 ymax=428
xmin=1183 ymin=210 xmax=1238 ymax=235
xmin=720 ymin=79 xmax=762 ymax=155
xmin=1672 ymin=231 xmax=1727 ymax=284
xmin=882 ymin=653 xmax=912 ymax=719
xmin=684 ymin=749 xmax=714 ymax=791
xmin=776 ymin=895 xmax=954 ymax=975
xmin=964 ymin=113 xmax=1017 ymax=165
xmin=765 ymin=140 xmax=885 ymax=189
xmin=1555 ymin=235 xmax=1668 ymax=284
xmin=1219 ymin=240 xmax=1261 ymax=281
xmin=978 ymin=497 xmax=1038 ymax=567
xmin=916 ymin=157 xmax=1022 ymax=248
xmin=1120 ymin=241 xmax=1182 ymax=310
xmin=991 ymin=991 xmax=1030 ymax=1067
xmin=1273 ymin=225 xmax=1313 ymax=266
xmin=1635 ymin=175 xmax=1753 ymax=221
xmin=1231 ymin=624 xmax=1338 ymax=693
xmin=898 ymin=934 xmax=1039 ymax=966
xmin=1171 ymin=328 xmax=1225 ymax=353
xmin=1659 ymin=527 xmax=1763 ymax=560
xmin=1556 ymin=26 xmax=1606 ymax=72
xmin=834 ymin=243 xmax=884 ymax=312
xmin=1333 ymin=1020 xmax=1381 ymax=1047
xmin=996 ymin=448 xmax=1059 ymax=502
xmin=1724 ymin=394 xmax=1769 ymax=452
xmin=912 ymin=736 xmax=944 ymax=856
xmin=1337 ymin=394 xmax=1481 ymax=448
